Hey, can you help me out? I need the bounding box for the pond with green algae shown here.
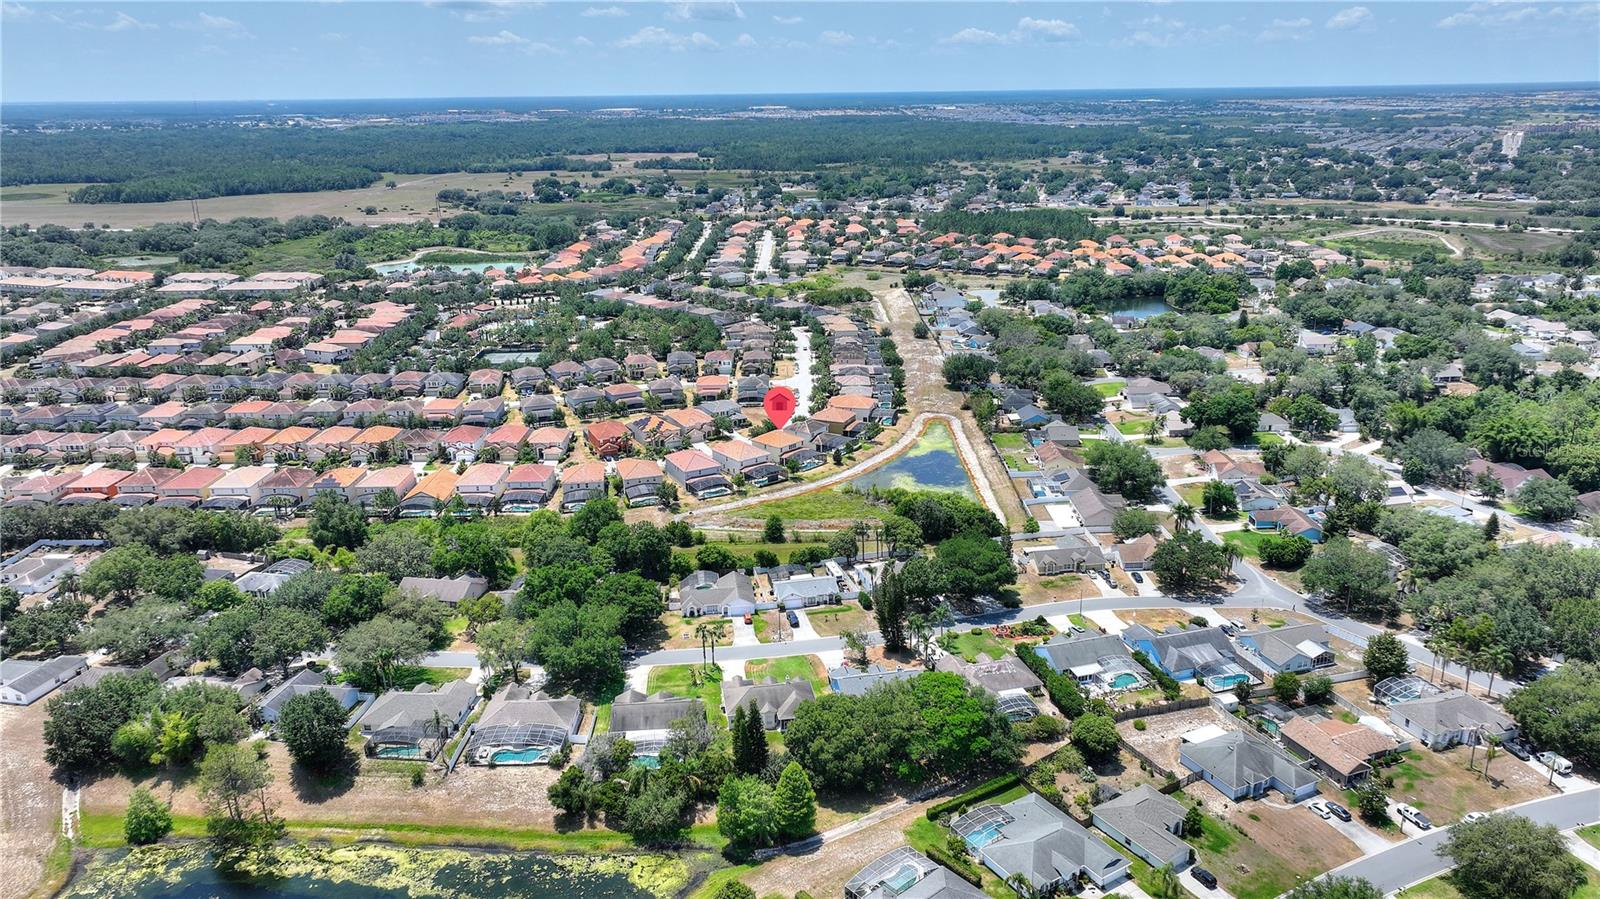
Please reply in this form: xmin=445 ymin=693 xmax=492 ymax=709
xmin=62 ymin=843 xmax=691 ymax=899
xmin=847 ymin=421 xmax=976 ymax=498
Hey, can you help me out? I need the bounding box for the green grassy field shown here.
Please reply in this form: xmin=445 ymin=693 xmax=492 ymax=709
xmin=647 ymin=664 xmax=725 ymax=724
xmin=1222 ymin=529 xmax=1275 ymax=559
xmin=672 ymin=540 xmax=827 ymax=565
xmin=744 ymin=655 xmax=829 ymax=695
xmin=1399 ymin=865 xmax=1600 ymax=899
xmin=737 ymin=488 xmax=884 ymax=523
xmin=1093 ymin=381 xmax=1125 ymax=398
xmin=941 ymin=629 xmax=1013 ymax=662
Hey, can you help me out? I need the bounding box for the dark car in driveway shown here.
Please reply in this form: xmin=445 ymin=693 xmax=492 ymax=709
xmin=1506 ymin=740 xmax=1533 ymax=761
xmin=1326 ymin=801 xmax=1352 ymax=822
xmin=1191 ymin=868 xmax=1218 ymax=889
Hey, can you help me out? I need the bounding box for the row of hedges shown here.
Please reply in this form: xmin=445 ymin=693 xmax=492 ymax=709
xmin=1132 ymin=649 xmax=1183 ymax=701
xmin=925 ymin=772 xmax=1024 ymax=821
xmin=1015 ymin=642 xmax=1087 ymax=717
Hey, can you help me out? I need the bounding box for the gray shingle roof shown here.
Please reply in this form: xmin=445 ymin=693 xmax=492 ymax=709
xmin=1092 ymin=785 xmax=1189 ymax=866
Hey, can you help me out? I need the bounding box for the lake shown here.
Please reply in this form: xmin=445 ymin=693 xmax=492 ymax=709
xmin=848 ymin=421 xmax=976 ymax=497
xmin=1102 ymin=296 xmax=1174 ymax=320
xmin=370 ymin=259 xmax=531 ymax=276
xmin=62 ymin=844 xmax=689 ymax=899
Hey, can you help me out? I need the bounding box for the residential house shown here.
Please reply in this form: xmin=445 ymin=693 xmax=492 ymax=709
xmin=608 ymin=690 xmax=705 ymax=758
xmin=675 ymin=569 xmax=756 ymax=617
xmin=1388 ymin=690 xmax=1516 ymax=750
xmin=664 ymin=449 xmax=731 ymax=498
xmin=826 ymin=665 xmax=923 ymax=697
xmin=559 ymin=462 xmax=607 ymax=511
xmin=1180 ymin=728 xmax=1319 ymax=801
xmin=464 ymin=685 xmax=584 ymax=765
xmin=952 ymin=794 xmax=1130 ymax=892
xmin=1092 ymin=785 xmax=1194 ymax=870
xmin=1121 ymin=625 xmax=1251 ymax=691
xmin=616 ymin=458 xmax=665 ymax=507
xmin=1278 ymin=717 xmax=1401 ymax=787
xmin=1121 ymin=378 xmax=1173 ymax=410
xmin=584 ymin=421 xmax=630 ymax=459
xmin=258 ymin=669 xmax=367 ymax=724
xmin=350 ymin=467 xmax=417 ymax=509
xmin=526 ymin=426 xmax=573 ymax=461
xmin=399 ymin=575 xmax=490 ymax=606
xmin=844 ymin=848 xmax=986 ymax=899
xmin=1021 ymin=533 xmax=1108 ymax=575
xmin=1 ymin=656 xmax=89 ymax=705
xmin=722 ymin=677 xmax=816 ymax=731
xmin=399 ymin=468 xmax=458 ymax=517
xmin=934 ymin=654 xmax=1043 ymax=719
xmin=503 ymin=463 xmax=557 ymax=511
xmin=1235 ymin=624 xmax=1334 ymax=674
xmin=456 ymin=462 xmax=510 ymax=508
xmin=1247 ymin=506 xmax=1325 ymax=542
xmin=1033 ymin=634 xmax=1147 ymax=695
xmin=358 ymin=681 xmax=478 ymax=759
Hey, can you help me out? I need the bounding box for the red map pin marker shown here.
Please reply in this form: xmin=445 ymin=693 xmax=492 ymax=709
xmin=763 ymin=386 xmax=797 ymax=430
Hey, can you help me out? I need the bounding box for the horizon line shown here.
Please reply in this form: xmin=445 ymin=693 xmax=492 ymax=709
xmin=6 ymin=79 xmax=1599 ymax=107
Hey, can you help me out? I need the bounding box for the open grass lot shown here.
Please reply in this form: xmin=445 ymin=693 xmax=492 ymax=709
xmin=744 ymin=655 xmax=829 ymax=695
xmin=1383 ymin=746 xmax=1557 ymax=824
xmin=1014 ymin=572 xmax=1099 ymax=606
xmin=1583 ymin=824 xmax=1600 ymax=853
xmin=736 ymin=487 xmax=885 ymax=524
xmin=1189 ymin=800 xmax=1361 ymax=899
xmin=646 ymin=664 xmax=725 ymax=724
xmin=941 ymin=627 xmax=1016 ymax=662
xmin=990 ymin=432 xmax=1029 ymax=452
xmin=1222 ymin=528 xmax=1273 ymax=559
xmin=1093 ymin=381 xmax=1125 ymax=398
xmin=660 ymin=613 xmax=733 ymax=651
xmin=0 ymin=703 xmax=62 ymax=899
xmin=805 ymin=603 xmax=873 ymax=637
xmin=1399 ymin=864 xmax=1600 ymax=899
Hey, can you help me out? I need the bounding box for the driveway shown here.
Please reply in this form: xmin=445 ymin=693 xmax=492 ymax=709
xmin=789 ymin=610 xmax=822 ymax=642
xmin=730 ymin=616 xmax=761 ymax=647
xmin=773 ymin=325 xmax=814 ymax=413
xmin=1321 ymin=811 xmax=1393 ymax=855
xmin=1179 ymin=864 xmax=1236 ymax=899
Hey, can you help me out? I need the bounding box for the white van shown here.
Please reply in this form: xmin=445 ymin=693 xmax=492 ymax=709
xmin=1537 ymin=752 xmax=1574 ymax=776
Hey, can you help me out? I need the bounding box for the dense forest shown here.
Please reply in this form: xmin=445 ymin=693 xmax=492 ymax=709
xmin=3 ymin=116 xmax=1297 ymax=203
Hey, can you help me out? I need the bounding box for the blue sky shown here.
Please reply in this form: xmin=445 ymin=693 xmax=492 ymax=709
xmin=2 ymin=1 xmax=1597 ymax=102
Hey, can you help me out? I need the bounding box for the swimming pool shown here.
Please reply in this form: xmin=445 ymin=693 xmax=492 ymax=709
xmin=883 ymin=864 xmax=922 ymax=893
xmin=965 ymin=823 xmax=1005 ymax=849
xmin=490 ymin=746 xmax=548 ymax=764
xmin=1110 ymin=673 xmax=1141 ymax=690
xmin=374 ymin=745 xmax=423 ymax=760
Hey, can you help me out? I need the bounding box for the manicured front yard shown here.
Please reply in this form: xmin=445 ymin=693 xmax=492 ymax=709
xmin=646 ymin=664 xmax=725 ymax=724
xmin=744 ymin=655 xmax=830 ymax=695
xmin=1093 ymin=380 xmax=1125 ymax=398
xmin=1221 ymin=528 xmax=1272 ymax=559
xmin=941 ymin=628 xmax=1014 ymax=662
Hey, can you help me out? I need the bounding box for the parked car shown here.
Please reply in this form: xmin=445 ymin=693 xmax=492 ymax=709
xmin=1537 ymin=752 xmax=1573 ymax=776
xmin=1191 ymin=868 xmax=1218 ymax=889
xmin=743 ymin=613 xmax=753 ymax=625
xmin=1326 ymin=801 xmax=1351 ymax=822
xmin=1131 ymin=571 xmax=1144 ymax=583
xmin=1506 ymin=740 xmax=1533 ymax=761
xmin=1397 ymin=804 xmax=1432 ymax=830
xmin=1461 ymin=812 xmax=1488 ymax=825
xmin=1308 ymin=800 xmax=1331 ymax=819
xmin=785 ymin=611 xmax=799 ymax=627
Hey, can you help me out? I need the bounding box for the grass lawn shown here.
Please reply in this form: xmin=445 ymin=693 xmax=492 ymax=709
xmin=941 ymin=628 xmax=1013 ymax=662
xmin=335 ymin=666 xmax=469 ymax=691
xmin=1093 ymin=381 xmax=1125 ymax=398
xmin=745 ymin=655 xmax=829 ymax=695
xmin=905 ymin=815 xmax=1019 ymax=899
xmin=1116 ymin=417 xmax=1155 ymax=435
xmin=805 ymin=604 xmax=873 ymax=637
xmin=740 ymin=488 xmax=884 ymax=522
xmin=1582 ymin=823 xmax=1600 ymax=853
xmin=1222 ymin=529 xmax=1272 ymax=559
xmin=1379 ymin=748 xmax=1547 ymax=825
xmin=990 ymin=432 xmax=1029 ymax=451
xmin=647 ymin=664 xmax=725 ymax=724
xmin=444 ymin=616 xmax=469 ymax=638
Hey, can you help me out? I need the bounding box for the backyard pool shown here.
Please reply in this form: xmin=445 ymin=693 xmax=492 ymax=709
xmin=373 ymin=745 xmax=423 ymax=760
xmin=1110 ymin=673 xmax=1142 ymax=690
xmin=883 ymin=863 xmax=923 ymax=893
xmin=489 ymin=746 xmax=548 ymax=764
xmin=848 ymin=421 xmax=975 ymax=497
xmin=965 ymin=822 xmax=1005 ymax=849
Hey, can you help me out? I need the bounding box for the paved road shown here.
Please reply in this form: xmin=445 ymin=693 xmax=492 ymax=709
xmin=1322 ymin=787 xmax=1600 ymax=893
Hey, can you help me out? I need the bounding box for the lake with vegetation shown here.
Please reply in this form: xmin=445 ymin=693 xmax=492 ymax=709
xmin=848 ymin=421 xmax=976 ymax=498
xmin=63 ymin=843 xmax=690 ymax=899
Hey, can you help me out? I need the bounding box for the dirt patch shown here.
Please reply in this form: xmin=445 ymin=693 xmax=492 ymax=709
xmin=1117 ymin=706 xmax=1243 ymax=773
xmin=742 ymin=800 xmax=929 ymax=898
xmin=0 ymin=702 xmax=61 ymax=899
xmin=1124 ymin=608 xmax=1209 ymax=632
xmin=1163 ymin=457 xmax=1205 ymax=479
xmin=805 ymin=605 xmax=873 ymax=638
xmin=1014 ymin=573 xmax=1099 ymax=606
xmin=1384 ymin=745 xmax=1557 ymax=824
xmin=1207 ymin=801 xmax=1362 ymax=899
xmin=80 ymin=740 xmax=600 ymax=834
xmin=661 ymin=613 xmax=734 ymax=651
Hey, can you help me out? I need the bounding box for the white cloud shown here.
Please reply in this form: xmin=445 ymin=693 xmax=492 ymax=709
xmin=1325 ymin=6 xmax=1372 ymax=29
xmin=176 ymin=12 xmax=251 ymax=37
xmin=941 ymin=16 xmax=1079 ymax=46
xmin=733 ymin=32 xmax=758 ymax=47
xmin=1014 ymin=16 xmax=1078 ymax=41
xmin=469 ymin=28 xmax=560 ymax=53
xmin=424 ymin=1 xmax=537 ymax=23
xmin=818 ymin=29 xmax=854 ymax=46
xmin=1257 ymin=16 xmax=1311 ymax=41
xmin=1 ymin=2 xmax=34 ymax=20
xmin=771 ymin=14 xmax=802 ymax=26
xmin=573 ymin=35 xmax=594 ymax=47
xmin=104 ymin=11 xmax=155 ymax=31
xmin=1119 ymin=15 xmax=1234 ymax=48
xmin=664 ymin=1 xmax=742 ymax=22
xmin=941 ymin=26 xmax=1005 ymax=45
xmin=1438 ymin=1 xmax=1598 ymax=29
xmin=319 ymin=31 xmax=345 ymax=40
xmin=616 ymin=25 xmax=720 ymax=50
xmin=581 ymin=5 xmax=626 ymax=16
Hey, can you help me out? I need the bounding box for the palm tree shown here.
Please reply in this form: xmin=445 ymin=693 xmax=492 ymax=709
xmin=694 ymin=621 xmax=713 ymax=667
xmin=1482 ymin=733 xmax=1501 ymax=782
xmin=1476 ymin=644 xmax=1512 ymax=699
xmin=1424 ymin=635 xmax=1451 ymax=685
xmin=1173 ymin=502 xmax=1197 ymax=532
xmin=706 ymin=620 xmax=727 ymax=667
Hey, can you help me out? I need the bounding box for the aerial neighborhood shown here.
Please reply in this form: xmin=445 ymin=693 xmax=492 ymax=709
xmin=2 ymin=75 xmax=1600 ymax=899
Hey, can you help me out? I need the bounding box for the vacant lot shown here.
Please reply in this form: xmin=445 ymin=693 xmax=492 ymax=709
xmin=1200 ymin=800 xmax=1362 ymax=899
xmin=660 ymin=613 xmax=733 ymax=652
xmin=1116 ymin=706 xmax=1243 ymax=772
xmin=743 ymin=656 xmax=829 ymax=696
xmin=646 ymin=665 xmax=724 ymax=724
xmin=805 ymin=604 xmax=873 ymax=637
xmin=0 ymin=702 xmax=62 ymax=899
xmin=1124 ymin=608 xmax=1207 ymax=631
xmin=1014 ymin=572 xmax=1098 ymax=606
xmin=1381 ymin=746 xmax=1556 ymax=824
xmin=1399 ymin=863 xmax=1600 ymax=899
xmin=741 ymin=799 xmax=931 ymax=898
